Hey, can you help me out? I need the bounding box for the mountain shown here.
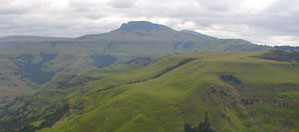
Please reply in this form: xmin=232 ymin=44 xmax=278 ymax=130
xmin=0 ymin=21 xmax=269 ymax=106
xmin=1 ymin=50 xmax=298 ymax=132
xmin=1 ymin=21 xmax=267 ymax=52
xmin=117 ymin=21 xmax=174 ymax=32
xmin=78 ymin=21 xmax=265 ymax=51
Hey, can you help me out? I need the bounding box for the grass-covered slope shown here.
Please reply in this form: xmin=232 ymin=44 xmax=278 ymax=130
xmin=27 ymin=51 xmax=299 ymax=132
xmin=0 ymin=58 xmax=152 ymax=132
xmin=1 ymin=50 xmax=298 ymax=132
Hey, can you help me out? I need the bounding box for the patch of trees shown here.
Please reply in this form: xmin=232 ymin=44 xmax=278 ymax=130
xmin=220 ymin=74 xmax=242 ymax=84
xmin=184 ymin=112 xmax=215 ymax=132
xmin=38 ymin=104 xmax=69 ymax=128
xmin=257 ymin=50 xmax=299 ymax=62
xmin=125 ymin=57 xmax=152 ymax=66
xmin=19 ymin=104 xmax=69 ymax=132
xmin=274 ymin=46 xmax=299 ymax=51
xmin=54 ymin=75 xmax=98 ymax=89
xmin=96 ymin=85 xmax=116 ymax=93
xmin=0 ymin=92 xmax=69 ymax=132
xmin=90 ymin=54 xmax=117 ymax=68
xmin=9 ymin=53 xmax=56 ymax=85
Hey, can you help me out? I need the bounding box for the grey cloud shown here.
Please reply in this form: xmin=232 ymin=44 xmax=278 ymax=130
xmin=0 ymin=0 xmax=298 ymax=45
xmin=0 ymin=1 xmax=30 ymax=15
xmin=108 ymin=0 xmax=136 ymax=9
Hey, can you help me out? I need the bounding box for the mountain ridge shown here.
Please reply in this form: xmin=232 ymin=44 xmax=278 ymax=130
xmin=0 ymin=21 xmax=257 ymax=47
xmin=0 ymin=36 xmax=69 ymax=41
xmin=115 ymin=21 xmax=174 ymax=32
xmin=77 ymin=21 xmax=255 ymax=43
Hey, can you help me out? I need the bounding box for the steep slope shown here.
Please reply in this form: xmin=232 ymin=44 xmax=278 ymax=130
xmin=2 ymin=51 xmax=298 ymax=132
xmin=0 ymin=56 xmax=33 ymax=104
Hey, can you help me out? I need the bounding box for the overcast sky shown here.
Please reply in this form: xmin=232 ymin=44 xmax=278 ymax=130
xmin=0 ymin=0 xmax=298 ymax=46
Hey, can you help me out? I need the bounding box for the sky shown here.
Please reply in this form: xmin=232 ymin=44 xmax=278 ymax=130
xmin=0 ymin=0 xmax=298 ymax=46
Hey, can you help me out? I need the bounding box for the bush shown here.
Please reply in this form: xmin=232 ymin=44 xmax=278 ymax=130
xmin=220 ymin=74 xmax=242 ymax=84
xmin=184 ymin=112 xmax=215 ymax=132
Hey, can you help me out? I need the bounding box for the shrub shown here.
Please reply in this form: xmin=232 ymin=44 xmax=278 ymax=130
xmin=220 ymin=74 xmax=242 ymax=84
xmin=184 ymin=112 xmax=215 ymax=132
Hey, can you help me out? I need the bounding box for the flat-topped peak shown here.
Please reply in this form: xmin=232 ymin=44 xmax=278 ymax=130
xmin=116 ymin=21 xmax=174 ymax=32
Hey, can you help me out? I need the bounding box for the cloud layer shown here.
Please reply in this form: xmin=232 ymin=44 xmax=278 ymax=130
xmin=0 ymin=0 xmax=298 ymax=45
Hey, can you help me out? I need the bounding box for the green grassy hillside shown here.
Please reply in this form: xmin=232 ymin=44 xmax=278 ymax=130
xmin=0 ymin=57 xmax=152 ymax=132
xmin=2 ymin=50 xmax=298 ymax=132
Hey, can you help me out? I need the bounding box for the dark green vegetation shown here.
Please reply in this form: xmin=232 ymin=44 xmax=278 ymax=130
xmin=257 ymin=50 xmax=299 ymax=62
xmin=0 ymin=51 xmax=298 ymax=132
xmin=274 ymin=46 xmax=299 ymax=51
xmin=0 ymin=93 xmax=69 ymax=132
xmin=0 ymin=21 xmax=270 ymax=104
xmin=90 ymin=54 xmax=117 ymax=68
xmin=10 ymin=53 xmax=56 ymax=85
xmin=184 ymin=112 xmax=215 ymax=132
xmin=220 ymin=74 xmax=242 ymax=84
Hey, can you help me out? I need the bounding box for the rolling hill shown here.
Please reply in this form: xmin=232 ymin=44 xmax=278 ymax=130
xmin=0 ymin=50 xmax=298 ymax=132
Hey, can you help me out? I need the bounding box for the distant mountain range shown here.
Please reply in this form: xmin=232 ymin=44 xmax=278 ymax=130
xmin=0 ymin=21 xmax=267 ymax=51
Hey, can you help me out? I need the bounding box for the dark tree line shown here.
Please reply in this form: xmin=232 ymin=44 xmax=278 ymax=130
xmin=258 ymin=50 xmax=299 ymax=62
xmin=274 ymin=46 xmax=299 ymax=51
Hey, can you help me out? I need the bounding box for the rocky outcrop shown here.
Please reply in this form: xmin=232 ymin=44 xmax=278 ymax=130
xmin=241 ymin=99 xmax=299 ymax=107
